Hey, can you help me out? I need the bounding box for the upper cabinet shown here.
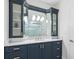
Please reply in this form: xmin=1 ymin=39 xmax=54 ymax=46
xmin=9 ymin=0 xmax=25 ymax=38
xmin=50 ymin=8 xmax=59 ymax=36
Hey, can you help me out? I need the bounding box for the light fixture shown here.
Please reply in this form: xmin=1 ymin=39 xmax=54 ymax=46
xmin=46 ymin=20 xmax=48 ymax=23
xmin=24 ymin=16 xmax=28 ymax=23
xmin=32 ymin=15 xmax=36 ymax=21
xmin=36 ymin=15 xmax=40 ymax=21
xmin=40 ymin=16 xmax=44 ymax=22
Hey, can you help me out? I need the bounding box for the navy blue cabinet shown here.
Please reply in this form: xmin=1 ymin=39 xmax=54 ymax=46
xmin=27 ymin=41 xmax=62 ymax=59
xmin=28 ymin=44 xmax=41 ymax=59
xmin=52 ymin=41 xmax=62 ymax=59
xmin=28 ymin=43 xmax=53 ymax=59
xmin=9 ymin=0 xmax=25 ymax=38
xmin=4 ymin=41 xmax=62 ymax=59
xmin=51 ymin=8 xmax=59 ymax=36
xmin=4 ymin=45 xmax=28 ymax=59
xmin=42 ymin=43 xmax=53 ymax=59
xmin=42 ymin=41 xmax=62 ymax=59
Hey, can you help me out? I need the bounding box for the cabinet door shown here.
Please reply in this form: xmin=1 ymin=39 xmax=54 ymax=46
xmin=43 ymin=41 xmax=62 ymax=59
xmin=28 ymin=44 xmax=41 ymax=59
xmin=9 ymin=0 xmax=25 ymax=38
xmin=42 ymin=43 xmax=53 ymax=59
xmin=4 ymin=52 xmax=11 ymax=59
xmin=51 ymin=8 xmax=59 ymax=36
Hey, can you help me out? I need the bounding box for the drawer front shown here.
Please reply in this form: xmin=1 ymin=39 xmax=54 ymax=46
xmin=4 ymin=51 xmax=27 ymax=59
xmin=4 ymin=45 xmax=26 ymax=53
xmin=11 ymin=53 xmax=26 ymax=59
xmin=6 ymin=54 xmax=25 ymax=59
xmin=53 ymin=41 xmax=62 ymax=46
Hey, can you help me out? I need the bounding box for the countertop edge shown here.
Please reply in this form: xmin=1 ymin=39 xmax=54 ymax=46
xmin=4 ymin=39 xmax=62 ymax=47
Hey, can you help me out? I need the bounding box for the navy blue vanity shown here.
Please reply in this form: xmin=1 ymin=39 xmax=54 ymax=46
xmin=4 ymin=40 xmax=62 ymax=59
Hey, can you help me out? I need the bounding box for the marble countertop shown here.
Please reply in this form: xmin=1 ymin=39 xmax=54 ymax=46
xmin=4 ymin=39 xmax=62 ymax=47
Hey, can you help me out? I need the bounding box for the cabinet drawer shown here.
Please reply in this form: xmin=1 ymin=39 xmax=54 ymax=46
xmin=4 ymin=49 xmax=27 ymax=59
xmin=54 ymin=41 xmax=62 ymax=45
xmin=8 ymin=54 xmax=25 ymax=59
xmin=53 ymin=41 xmax=62 ymax=48
xmin=12 ymin=53 xmax=27 ymax=59
xmin=4 ymin=45 xmax=26 ymax=53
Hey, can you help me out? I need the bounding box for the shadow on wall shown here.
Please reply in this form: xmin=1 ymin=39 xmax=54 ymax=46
xmin=62 ymin=41 xmax=68 ymax=59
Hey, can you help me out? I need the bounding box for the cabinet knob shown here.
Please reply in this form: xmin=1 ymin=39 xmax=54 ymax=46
xmin=13 ymin=48 xmax=20 ymax=50
xmin=57 ymin=42 xmax=60 ymax=44
xmin=56 ymin=56 xmax=60 ymax=58
xmin=57 ymin=48 xmax=60 ymax=50
xmin=13 ymin=57 xmax=20 ymax=59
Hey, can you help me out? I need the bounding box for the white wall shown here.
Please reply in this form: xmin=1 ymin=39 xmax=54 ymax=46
xmin=4 ymin=0 xmax=9 ymax=44
xmin=57 ymin=0 xmax=74 ymax=59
